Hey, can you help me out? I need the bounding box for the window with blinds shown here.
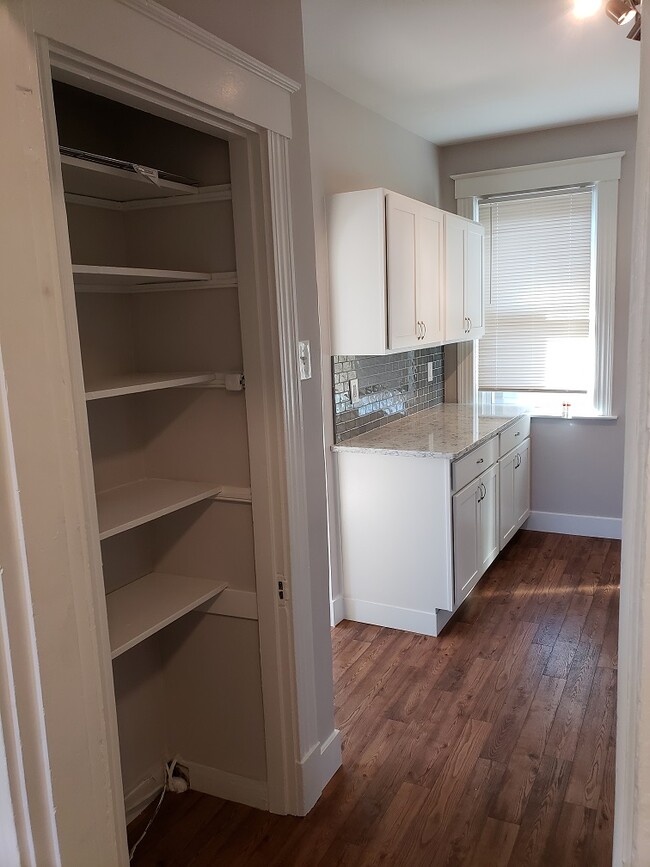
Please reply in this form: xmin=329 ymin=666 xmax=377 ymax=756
xmin=478 ymin=187 xmax=595 ymax=396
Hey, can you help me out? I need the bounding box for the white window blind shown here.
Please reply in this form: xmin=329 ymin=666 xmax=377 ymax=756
xmin=478 ymin=187 xmax=595 ymax=394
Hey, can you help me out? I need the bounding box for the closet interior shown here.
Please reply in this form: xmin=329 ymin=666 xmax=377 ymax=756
xmin=53 ymin=80 xmax=268 ymax=820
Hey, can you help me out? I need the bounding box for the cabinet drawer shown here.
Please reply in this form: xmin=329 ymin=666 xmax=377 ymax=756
xmin=499 ymin=416 xmax=530 ymax=457
xmin=452 ymin=436 xmax=498 ymax=492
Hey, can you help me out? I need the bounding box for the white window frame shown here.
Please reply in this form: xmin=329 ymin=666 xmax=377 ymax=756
xmin=452 ymin=152 xmax=623 ymax=417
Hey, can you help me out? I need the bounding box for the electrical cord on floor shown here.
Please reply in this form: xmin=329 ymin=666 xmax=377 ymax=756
xmin=129 ymin=758 xmax=185 ymax=862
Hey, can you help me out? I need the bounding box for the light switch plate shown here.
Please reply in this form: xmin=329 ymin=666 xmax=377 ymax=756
xmin=350 ymin=378 xmax=359 ymax=402
xmin=427 ymin=361 xmax=434 ymax=382
xmin=298 ymin=340 xmax=312 ymax=380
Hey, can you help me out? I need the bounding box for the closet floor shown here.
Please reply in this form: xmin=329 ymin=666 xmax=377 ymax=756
xmin=128 ymin=530 xmax=619 ymax=866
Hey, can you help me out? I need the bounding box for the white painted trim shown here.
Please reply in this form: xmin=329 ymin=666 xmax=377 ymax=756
xmin=183 ymin=761 xmax=269 ymax=811
xmin=525 ymin=510 xmax=622 ymax=539
xmin=330 ymin=594 xmax=345 ymax=626
xmin=593 ymin=180 xmax=618 ymax=416
xmin=298 ymin=729 xmax=342 ymax=816
xmin=342 ymin=597 xmax=440 ymax=636
xmin=199 ymin=589 xmax=258 ymax=620
xmin=266 ymin=131 xmax=327 ymax=813
xmin=614 ymin=28 xmax=650 ymax=867
xmin=452 ymin=152 xmax=625 ymax=199
xmin=116 ymin=0 xmax=300 ymax=95
xmin=48 ymin=42 xmax=254 ymax=139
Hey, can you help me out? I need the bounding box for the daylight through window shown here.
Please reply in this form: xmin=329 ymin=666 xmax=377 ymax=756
xmin=478 ymin=187 xmax=595 ymax=409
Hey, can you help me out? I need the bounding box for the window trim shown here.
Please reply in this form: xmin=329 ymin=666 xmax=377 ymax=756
xmin=452 ymin=153 xmax=623 ymax=416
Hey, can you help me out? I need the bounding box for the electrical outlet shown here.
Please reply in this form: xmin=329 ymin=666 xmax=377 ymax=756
xmin=350 ymin=378 xmax=359 ymax=402
xmin=427 ymin=361 xmax=434 ymax=382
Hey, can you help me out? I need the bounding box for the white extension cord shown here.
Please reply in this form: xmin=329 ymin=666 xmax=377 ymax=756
xmin=128 ymin=758 xmax=188 ymax=862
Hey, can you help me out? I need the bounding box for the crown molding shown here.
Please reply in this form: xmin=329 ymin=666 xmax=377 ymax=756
xmin=116 ymin=0 xmax=301 ymax=96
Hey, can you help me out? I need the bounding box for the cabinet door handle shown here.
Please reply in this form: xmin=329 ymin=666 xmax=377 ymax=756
xmin=423 ymin=321 xmax=427 ymax=339
xmin=468 ymin=317 xmax=472 ymax=332
xmin=514 ymin=431 xmax=520 ymax=438
xmin=464 ymin=317 xmax=469 ymax=333
xmin=481 ymin=483 xmax=486 ymax=499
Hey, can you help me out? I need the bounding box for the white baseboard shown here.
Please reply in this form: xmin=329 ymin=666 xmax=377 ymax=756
xmin=343 ymin=597 xmax=439 ymax=636
xmin=123 ymin=763 xmax=165 ymax=824
xmin=184 ymin=760 xmax=268 ymax=810
xmin=297 ymin=728 xmax=342 ymax=815
xmin=525 ymin=510 xmax=622 ymax=539
xmin=330 ymin=594 xmax=345 ymax=625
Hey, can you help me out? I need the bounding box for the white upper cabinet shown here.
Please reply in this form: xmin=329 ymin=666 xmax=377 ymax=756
xmin=386 ymin=193 xmax=444 ymax=350
xmin=386 ymin=192 xmax=420 ymax=350
xmin=418 ymin=203 xmax=445 ymax=345
xmin=444 ymin=213 xmax=485 ymax=343
xmin=328 ymin=189 xmax=461 ymax=356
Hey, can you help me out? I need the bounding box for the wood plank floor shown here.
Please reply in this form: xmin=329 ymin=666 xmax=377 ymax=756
xmin=129 ymin=530 xmax=619 ymax=866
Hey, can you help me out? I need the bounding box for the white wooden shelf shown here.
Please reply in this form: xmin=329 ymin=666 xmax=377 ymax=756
xmin=97 ymin=478 xmax=223 ymax=540
xmin=214 ymin=486 xmax=252 ymax=504
xmin=107 ymin=572 xmax=228 ymax=658
xmin=85 ymin=372 xmax=217 ymax=401
xmin=61 ymin=153 xmax=199 ymax=202
xmin=72 ymin=265 xmax=213 ymax=291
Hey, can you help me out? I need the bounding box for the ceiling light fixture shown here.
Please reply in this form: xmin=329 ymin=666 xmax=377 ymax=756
xmin=605 ymin=0 xmax=642 ymax=39
xmin=574 ymin=0 xmax=602 ymax=18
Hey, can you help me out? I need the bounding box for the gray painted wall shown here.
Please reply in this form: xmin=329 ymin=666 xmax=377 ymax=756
xmin=439 ymin=116 xmax=637 ymax=523
xmin=305 ymin=76 xmax=441 ymax=608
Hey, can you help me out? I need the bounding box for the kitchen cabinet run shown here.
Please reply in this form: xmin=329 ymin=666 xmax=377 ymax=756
xmin=333 ymin=406 xmax=529 ymax=637
xmin=328 ymin=188 xmax=484 ymax=356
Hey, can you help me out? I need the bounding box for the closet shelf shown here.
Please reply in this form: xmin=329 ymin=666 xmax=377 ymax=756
xmin=72 ymin=264 xmax=213 ymax=290
xmin=107 ymin=572 xmax=228 ymax=658
xmin=85 ymin=372 xmax=217 ymax=401
xmin=61 ymin=152 xmax=199 ymax=202
xmin=97 ymin=478 xmax=223 ymax=540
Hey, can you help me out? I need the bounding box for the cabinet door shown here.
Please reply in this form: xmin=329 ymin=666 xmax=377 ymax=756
xmin=418 ymin=204 xmax=444 ymax=344
xmin=452 ymin=479 xmax=481 ymax=607
xmin=386 ymin=192 xmax=419 ymax=350
xmin=444 ymin=213 xmax=466 ymax=342
xmin=514 ymin=438 xmax=531 ymax=529
xmin=465 ymin=221 xmax=485 ymax=339
xmin=498 ymin=448 xmax=518 ymax=550
xmin=478 ymin=463 xmax=499 ymax=575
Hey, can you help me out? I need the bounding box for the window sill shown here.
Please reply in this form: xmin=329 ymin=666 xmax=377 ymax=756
xmin=529 ymin=411 xmax=618 ymax=421
xmin=482 ymin=403 xmax=618 ymax=421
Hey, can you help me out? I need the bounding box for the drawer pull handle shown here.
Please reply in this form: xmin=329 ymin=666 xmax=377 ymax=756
xmin=476 ymin=458 xmax=484 ymax=464
xmin=514 ymin=432 xmax=520 ymax=437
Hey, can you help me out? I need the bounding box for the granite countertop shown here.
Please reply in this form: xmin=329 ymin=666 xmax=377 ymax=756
xmin=331 ymin=404 xmax=526 ymax=459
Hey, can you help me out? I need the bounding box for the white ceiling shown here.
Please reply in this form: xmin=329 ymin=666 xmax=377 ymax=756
xmin=301 ymin=0 xmax=640 ymax=145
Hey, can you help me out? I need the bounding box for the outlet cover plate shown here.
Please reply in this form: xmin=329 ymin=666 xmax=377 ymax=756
xmin=350 ymin=378 xmax=359 ymax=402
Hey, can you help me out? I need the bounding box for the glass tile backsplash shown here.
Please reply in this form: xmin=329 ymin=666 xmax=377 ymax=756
xmin=332 ymin=347 xmax=444 ymax=443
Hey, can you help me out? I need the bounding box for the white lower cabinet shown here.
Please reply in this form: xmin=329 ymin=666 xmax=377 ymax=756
xmin=453 ymin=463 xmax=499 ymax=607
xmin=498 ymin=438 xmax=531 ymax=550
xmin=335 ymin=418 xmax=530 ymax=637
